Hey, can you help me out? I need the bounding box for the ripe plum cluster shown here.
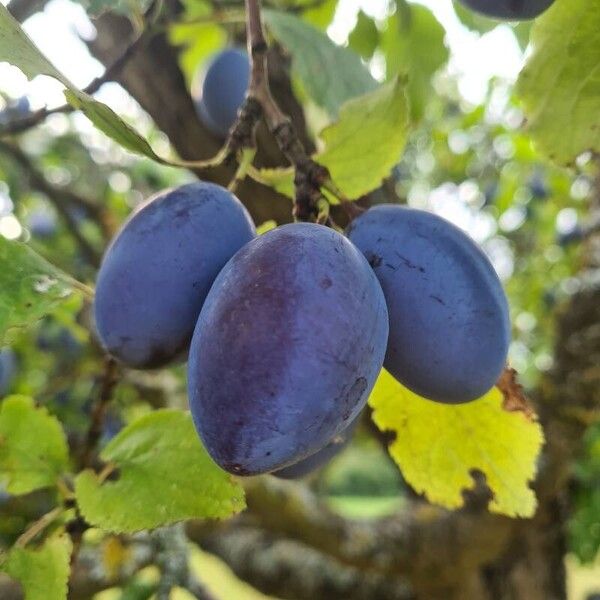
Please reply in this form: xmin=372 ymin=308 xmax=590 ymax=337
xmin=95 ymin=184 xmax=510 ymax=477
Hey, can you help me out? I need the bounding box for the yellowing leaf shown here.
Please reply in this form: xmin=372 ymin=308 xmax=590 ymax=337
xmin=75 ymin=410 xmax=245 ymax=533
xmin=369 ymin=370 xmax=544 ymax=517
xmin=1 ymin=534 xmax=72 ymax=600
xmin=252 ymin=167 xmax=294 ymax=199
xmin=316 ymin=77 xmax=410 ymax=200
xmin=516 ymin=0 xmax=600 ymax=165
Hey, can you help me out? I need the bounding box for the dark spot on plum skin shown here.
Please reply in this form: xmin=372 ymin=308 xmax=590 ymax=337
xmin=367 ymin=253 xmax=383 ymax=268
xmin=394 ymin=252 xmax=426 ymax=273
xmin=339 ymin=377 xmax=368 ymax=420
xmin=320 ymin=277 xmax=333 ymax=290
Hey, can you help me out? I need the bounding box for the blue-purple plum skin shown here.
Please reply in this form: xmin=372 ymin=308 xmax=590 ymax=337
xmin=194 ymin=49 xmax=250 ymax=138
xmin=0 ymin=349 xmax=16 ymax=396
xmin=28 ymin=210 xmax=57 ymax=238
xmin=347 ymin=205 xmax=510 ymax=404
xmin=94 ymin=182 xmax=256 ymax=369
xmin=457 ymin=0 xmax=554 ymax=20
xmin=273 ymin=415 xmax=359 ymax=479
xmin=188 ymin=223 xmax=389 ymax=476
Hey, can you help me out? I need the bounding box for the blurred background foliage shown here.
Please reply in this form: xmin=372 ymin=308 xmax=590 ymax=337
xmin=0 ymin=0 xmax=599 ymax=598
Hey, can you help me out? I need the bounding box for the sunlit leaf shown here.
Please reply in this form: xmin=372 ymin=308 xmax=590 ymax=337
xmin=1 ymin=534 xmax=72 ymax=600
xmin=369 ymin=370 xmax=544 ymax=517
xmin=516 ymin=0 xmax=600 ymax=165
xmin=0 ymin=396 xmax=69 ymax=495
xmin=316 ymin=77 xmax=410 ymax=199
xmin=75 ymin=410 xmax=246 ymax=532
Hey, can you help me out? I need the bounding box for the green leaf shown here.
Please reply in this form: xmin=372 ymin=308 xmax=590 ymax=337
xmin=348 ymin=11 xmax=380 ymax=60
xmin=256 ymin=220 xmax=278 ymax=235
xmin=256 ymin=79 xmax=410 ymax=200
xmin=253 ymin=167 xmax=294 ymax=199
xmin=0 ymin=396 xmax=69 ymax=495
xmin=75 ymin=410 xmax=245 ymax=533
xmin=1 ymin=534 xmax=72 ymax=600
xmin=264 ymin=9 xmax=377 ymax=116
xmin=382 ymin=5 xmax=448 ymax=121
xmin=516 ymin=0 xmax=600 ymax=165
xmin=316 ymin=77 xmax=410 ymax=199
xmin=169 ymin=22 xmax=227 ymax=87
xmin=369 ymin=370 xmax=544 ymax=518
xmin=64 ymin=90 xmax=166 ymax=163
xmin=302 ymin=0 xmax=337 ymax=30
xmin=0 ymin=238 xmax=83 ymax=345
xmin=0 ymin=4 xmax=73 ymax=88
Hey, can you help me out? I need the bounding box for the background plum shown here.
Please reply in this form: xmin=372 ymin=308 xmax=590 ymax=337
xmin=188 ymin=223 xmax=389 ymax=476
xmin=273 ymin=415 xmax=359 ymax=480
xmin=456 ymin=0 xmax=555 ymax=20
xmin=27 ymin=208 xmax=57 ymax=238
xmin=347 ymin=205 xmax=510 ymax=404
xmin=0 ymin=349 xmax=16 ymax=396
xmin=0 ymin=96 xmax=30 ymax=125
xmin=193 ymin=49 xmax=250 ymax=138
xmin=94 ymin=182 xmax=256 ymax=369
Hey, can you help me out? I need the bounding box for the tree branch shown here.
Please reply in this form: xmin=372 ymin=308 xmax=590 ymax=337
xmin=195 ymin=526 xmax=413 ymax=600
xmin=244 ymin=0 xmax=329 ymax=222
xmin=78 ymin=357 xmax=120 ymax=470
xmin=1 ymin=2 xmax=161 ymax=137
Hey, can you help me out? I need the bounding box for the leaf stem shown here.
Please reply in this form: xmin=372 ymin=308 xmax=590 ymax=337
xmin=15 ymin=506 xmax=64 ymax=548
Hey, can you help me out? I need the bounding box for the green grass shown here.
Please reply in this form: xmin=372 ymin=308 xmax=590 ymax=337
xmin=326 ymin=495 xmax=404 ymax=519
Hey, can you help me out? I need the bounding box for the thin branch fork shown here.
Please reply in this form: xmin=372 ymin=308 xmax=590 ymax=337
xmin=243 ymin=0 xmax=330 ymax=222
